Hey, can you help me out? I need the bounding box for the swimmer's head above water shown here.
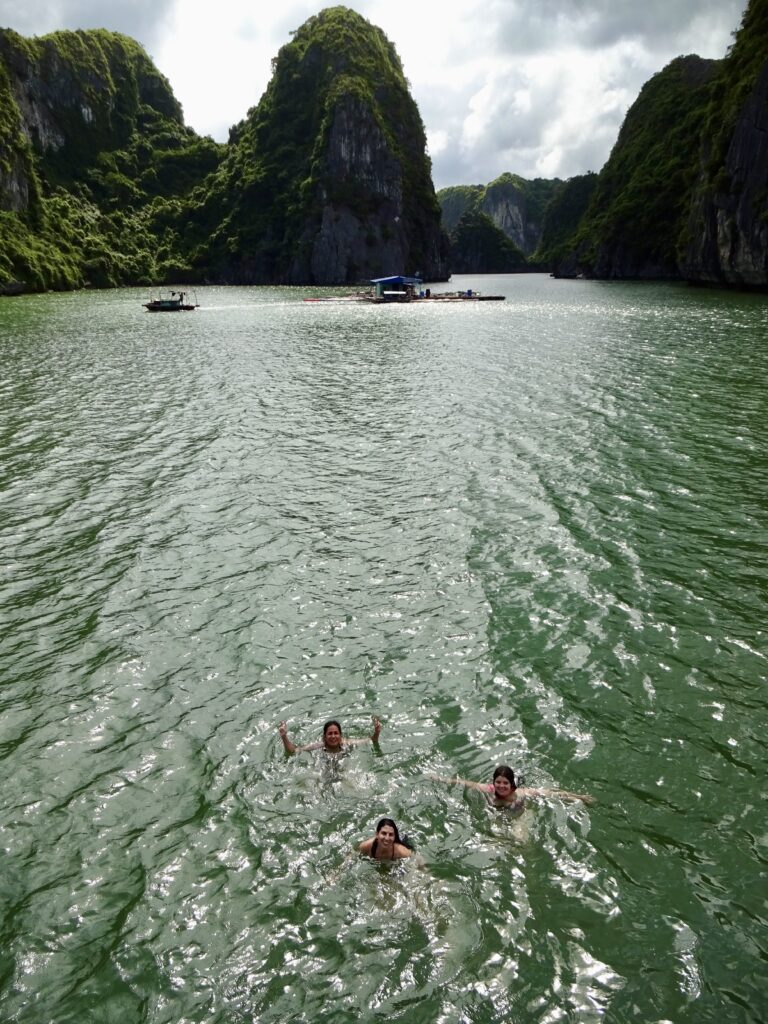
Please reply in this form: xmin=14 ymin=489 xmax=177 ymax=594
xmin=375 ymin=817 xmax=401 ymax=845
xmin=358 ymin=817 xmax=413 ymax=860
xmin=491 ymin=765 xmax=517 ymax=800
xmin=322 ymin=720 xmax=343 ymax=750
xmin=426 ymin=767 xmax=594 ymax=806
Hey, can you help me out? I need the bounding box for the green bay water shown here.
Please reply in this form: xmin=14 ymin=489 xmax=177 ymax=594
xmin=0 ymin=275 xmax=766 ymax=1024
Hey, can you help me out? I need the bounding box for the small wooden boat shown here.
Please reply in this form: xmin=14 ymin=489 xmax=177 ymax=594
xmin=143 ymin=290 xmax=198 ymax=312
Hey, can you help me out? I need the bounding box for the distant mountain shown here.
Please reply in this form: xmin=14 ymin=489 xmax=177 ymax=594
xmin=438 ymin=173 xmax=562 ymax=259
xmin=446 ymin=209 xmax=527 ymax=272
xmin=550 ymin=0 xmax=768 ymax=287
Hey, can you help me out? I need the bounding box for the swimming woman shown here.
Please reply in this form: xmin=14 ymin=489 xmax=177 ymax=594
xmin=278 ymin=716 xmax=381 ymax=754
xmin=358 ymin=818 xmax=413 ymax=861
xmin=429 ymin=765 xmax=595 ymax=810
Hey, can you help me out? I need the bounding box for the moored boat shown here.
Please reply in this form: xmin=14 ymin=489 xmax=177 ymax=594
xmin=143 ymin=290 xmax=199 ymax=312
xmin=301 ymin=275 xmax=506 ymax=303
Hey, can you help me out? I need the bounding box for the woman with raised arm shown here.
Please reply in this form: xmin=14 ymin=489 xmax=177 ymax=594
xmin=358 ymin=818 xmax=413 ymax=861
xmin=278 ymin=716 xmax=381 ymax=754
xmin=429 ymin=764 xmax=594 ymax=813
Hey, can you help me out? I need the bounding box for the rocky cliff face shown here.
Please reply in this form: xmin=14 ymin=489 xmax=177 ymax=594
xmin=0 ymin=123 xmax=35 ymax=214
xmin=0 ymin=29 xmax=182 ymax=185
xmin=292 ymin=93 xmax=410 ymax=283
xmin=438 ymin=175 xmax=560 ymax=258
xmin=681 ymin=21 xmax=768 ymax=284
xmin=0 ymin=46 xmax=37 ymax=215
xmin=550 ymin=0 xmax=768 ymax=289
xmin=197 ymin=7 xmax=448 ymax=285
xmin=480 ymin=176 xmax=553 ymax=256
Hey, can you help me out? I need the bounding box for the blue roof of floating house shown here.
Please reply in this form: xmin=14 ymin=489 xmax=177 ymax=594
xmin=370 ymin=275 xmax=422 ymax=286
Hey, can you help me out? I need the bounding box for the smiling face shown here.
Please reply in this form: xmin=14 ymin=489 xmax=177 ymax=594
xmin=323 ymin=724 xmax=343 ymax=749
xmin=493 ymin=775 xmax=514 ymax=801
xmin=376 ymin=824 xmax=396 ymax=848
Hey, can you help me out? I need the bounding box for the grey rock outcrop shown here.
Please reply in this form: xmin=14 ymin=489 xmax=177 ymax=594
xmin=480 ymin=179 xmax=547 ymax=256
xmin=681 ymin=62 xmax=768 ymax=286
xmin=290 ymin=92 xmax=427 ymax=284
xmin=0 ymin=149 xmax=32 ymax=213
xmin=438 ymin=174 xmax=560 ymax=259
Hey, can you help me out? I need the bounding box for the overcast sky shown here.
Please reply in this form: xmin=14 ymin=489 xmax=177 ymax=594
xmin=0 ymin=0 xmax=746 ymax=189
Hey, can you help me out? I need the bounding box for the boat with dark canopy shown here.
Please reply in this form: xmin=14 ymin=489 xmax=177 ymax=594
xmin=303 ymin=275 xmax=505 ymax=303
xmin=143 ymin=290 xmax=199 ymax=312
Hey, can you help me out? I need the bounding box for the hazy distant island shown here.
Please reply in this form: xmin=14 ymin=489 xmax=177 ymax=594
xmin=0 ymin=1 xmax=766 ymax=294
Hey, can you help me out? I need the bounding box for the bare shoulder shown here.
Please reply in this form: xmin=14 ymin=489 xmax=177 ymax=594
xmin=394 ymin=844 xmax=413 ymax=859
xmin=358 ymin=838 xmax=374 ymax=854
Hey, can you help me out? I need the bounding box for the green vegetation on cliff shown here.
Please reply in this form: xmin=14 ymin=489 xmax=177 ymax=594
xmin=548 ymin=0 xmax=768 ymax=285
xmin=534 ymin=173 xmax=598 ymax=266
xmin=0 ymin=28 xmax=223 ymax=291
xmin=191 ymin=6 xmax=444 ymax=282
xmin=449 ymin=210 xmax=528 ymax=273
xmin=558 ymin=55 xmax=718 ymax=277
xmin=438 ymin=172 xmax=561 ymax=270
xmin=437 ymin=184 xmax=485 ymax=234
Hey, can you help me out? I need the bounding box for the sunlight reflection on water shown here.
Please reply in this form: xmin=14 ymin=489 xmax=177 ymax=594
xmin=1 ymin=277 xmax=766 ymax=1022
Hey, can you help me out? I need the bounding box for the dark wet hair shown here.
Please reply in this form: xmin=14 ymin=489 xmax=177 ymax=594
xmin=323 ymin=720 xmax=342 ymax=739
xmin=493 ymin=765 xmax=517 ymax=788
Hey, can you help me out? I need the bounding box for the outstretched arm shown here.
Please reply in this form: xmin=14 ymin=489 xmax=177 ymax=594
xmin=518 ymin=786 xmax=595 ymax=806
xmin=277 ymin=721 xmax=326 ymax=754
xmin=426 ymin=774 xmax=491 ymax=793
xmin=347 ymin=716 xmax=383 ymax=746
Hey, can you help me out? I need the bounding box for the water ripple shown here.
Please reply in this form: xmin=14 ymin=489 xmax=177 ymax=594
xmin=1 ymin=278 xmax=766 ymax=1023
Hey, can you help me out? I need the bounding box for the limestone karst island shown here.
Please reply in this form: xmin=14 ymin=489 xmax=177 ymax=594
xmin=0 ymin=1 xmax=766 ymax=294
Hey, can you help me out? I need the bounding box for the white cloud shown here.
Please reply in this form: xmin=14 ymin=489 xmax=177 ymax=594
xmin=0 ymin=0 xmax=176 ymax=48
xmin=0 ymin=0 xmax=747 ymax=187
